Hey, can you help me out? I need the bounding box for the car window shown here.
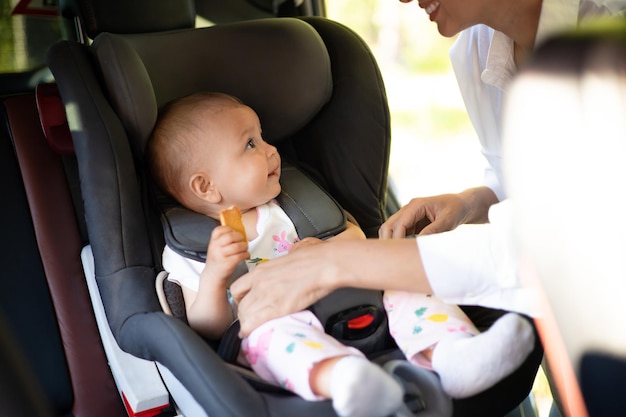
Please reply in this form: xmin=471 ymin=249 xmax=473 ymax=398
xmin=326 ymin=1 xmax=481 ymax=206
xmin=0 ymin=0 xmax=62 ymax=74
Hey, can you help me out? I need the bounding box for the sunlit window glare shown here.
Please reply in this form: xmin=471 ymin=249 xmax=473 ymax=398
xmin=326 ymin=1 xmax=485 ymax=205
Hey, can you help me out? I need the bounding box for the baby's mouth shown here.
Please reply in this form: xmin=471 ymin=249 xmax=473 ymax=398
xmin=268 ymin=166 xmax=280 ymax=179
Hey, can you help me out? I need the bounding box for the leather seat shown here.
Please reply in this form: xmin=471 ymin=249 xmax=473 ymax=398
xmin=0 ymin=90 xmax=126 ymax=416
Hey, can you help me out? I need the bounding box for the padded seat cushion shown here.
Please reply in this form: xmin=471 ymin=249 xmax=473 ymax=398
xmin=92 ymin=18 xmax=333 ymax=154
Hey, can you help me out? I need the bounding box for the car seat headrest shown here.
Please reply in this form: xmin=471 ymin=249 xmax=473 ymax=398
xmin=91 ymin=18 xmax=332 ymax=156
xmin=60 ymin=0 xmax=195 ymax=39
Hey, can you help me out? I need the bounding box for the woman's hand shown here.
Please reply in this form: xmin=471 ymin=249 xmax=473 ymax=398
xmin=230 ymin=245 xmax=337 ymax=337
xmin=379 ymin=194 xmax=468 ymax=238
xmin=379 ymin=187 xmax=498 ymax=238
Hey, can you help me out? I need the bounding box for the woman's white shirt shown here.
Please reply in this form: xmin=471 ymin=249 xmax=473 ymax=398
xmin=449 ymin=0 xmax=626 ymax=201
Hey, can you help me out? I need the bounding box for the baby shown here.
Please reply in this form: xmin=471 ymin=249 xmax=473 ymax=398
xmin=147 ymin=92 xmax=403 ymax=417
xmin=146 ymin=91 xmax=535 ymax=416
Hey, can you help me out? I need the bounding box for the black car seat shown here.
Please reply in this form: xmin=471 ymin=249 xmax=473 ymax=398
xmin=1 ymin=91 xmax=127 ymax=416
xmin=46 ymin=2 xmax=403 ymax=417
xmin=46 ymin=0 xmax=543 ymax=416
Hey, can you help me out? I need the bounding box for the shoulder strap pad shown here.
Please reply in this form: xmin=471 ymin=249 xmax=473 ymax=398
xmin=162 ymin=162 xmax=346 ymax=262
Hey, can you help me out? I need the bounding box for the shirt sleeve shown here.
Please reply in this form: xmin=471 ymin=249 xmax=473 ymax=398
xmin=418 ymin=200 xmax=538 ymax=316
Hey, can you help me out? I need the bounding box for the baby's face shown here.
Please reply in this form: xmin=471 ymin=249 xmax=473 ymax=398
xmin=195 ymin=105 xmax=281 ymax=211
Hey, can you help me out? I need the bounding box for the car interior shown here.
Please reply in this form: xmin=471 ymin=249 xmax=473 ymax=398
xmin=2 ymin=0 xmax=625 ymax=417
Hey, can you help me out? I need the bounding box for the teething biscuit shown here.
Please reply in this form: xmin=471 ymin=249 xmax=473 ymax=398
xmin=219 ymin=205 xmax=247 ymax=241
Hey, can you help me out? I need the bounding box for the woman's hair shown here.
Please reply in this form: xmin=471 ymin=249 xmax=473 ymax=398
xmin=145 ymin=92 xmax=243 ymax=203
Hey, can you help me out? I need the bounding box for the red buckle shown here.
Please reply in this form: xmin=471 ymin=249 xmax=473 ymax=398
xmin=347 ymin=313 xmax=375 ymax=329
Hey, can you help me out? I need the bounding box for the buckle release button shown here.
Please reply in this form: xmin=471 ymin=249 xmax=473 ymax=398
xmin=347 ymin=313 xmax=375 ymax=329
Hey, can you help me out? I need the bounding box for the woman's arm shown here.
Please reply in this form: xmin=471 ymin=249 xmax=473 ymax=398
xmin=232 ymin=201 xmax=531 ymax=336
xmin=231 ymin=238 xmax=430 ymax=336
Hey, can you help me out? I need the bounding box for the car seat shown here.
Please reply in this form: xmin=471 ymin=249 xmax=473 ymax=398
xmin=504 ymin=20 xmax=626 ymax=417
xmin=46 ymin=0 xmax=543 ymax=416
xmin=46 ymin=1 xmax=412 ymax=416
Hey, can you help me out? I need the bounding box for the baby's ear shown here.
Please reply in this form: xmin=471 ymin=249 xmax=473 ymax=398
xmin=189 ymin=172 xmax=222 ymax=204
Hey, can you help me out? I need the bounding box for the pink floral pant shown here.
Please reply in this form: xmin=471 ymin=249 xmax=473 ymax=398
xmin=384 ymin=290 xmax=478 ymax=369
xmin=241 ymin=292 xmax=477 ymax=399
xmin=241 ymin=310 xmax=363 ymax=400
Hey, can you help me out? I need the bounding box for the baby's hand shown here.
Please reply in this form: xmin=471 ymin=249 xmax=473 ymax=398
xmin=204 ymin=226 xmax=249 ymax=283
xmin=289 ymin=237 xmax=323 ymax=254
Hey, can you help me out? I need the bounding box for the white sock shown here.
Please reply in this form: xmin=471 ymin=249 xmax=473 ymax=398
xmin=330 ymin=355 xmax=403 ymax=417
xmin=431 ymin=313 xmax=535 ymax=399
